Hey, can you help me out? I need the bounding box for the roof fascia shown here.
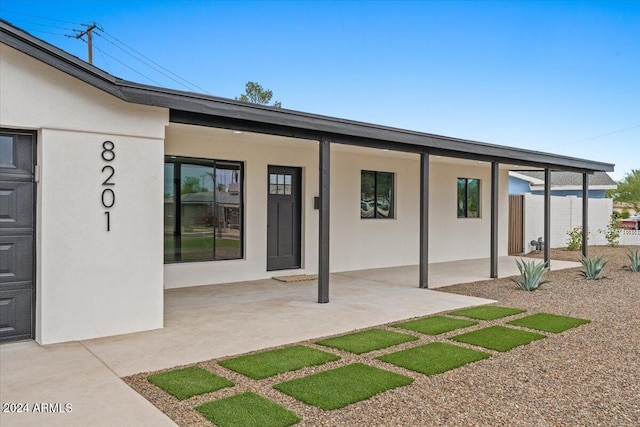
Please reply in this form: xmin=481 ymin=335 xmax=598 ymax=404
xmin=167 ymin=109 xmax=613 ymax=173
xmin=530 ymin=184 xmax=617 ymax=191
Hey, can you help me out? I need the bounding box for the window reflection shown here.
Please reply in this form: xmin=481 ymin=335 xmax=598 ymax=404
xmin=269 ymin=173 xmax=292 ymax=196
xmin=361 ymin=170 xmax=394 ymax=219
xmin=457 ymin=178 xmax=480 ymax=218
xmin=164 ymin=158 xmax=243 ymax=263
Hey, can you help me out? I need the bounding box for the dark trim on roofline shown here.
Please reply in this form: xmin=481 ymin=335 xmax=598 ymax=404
xmin=1 ymin=19 xmax=614 ymax=174
xmin=168 ymin=110 xmax=609 ymax=172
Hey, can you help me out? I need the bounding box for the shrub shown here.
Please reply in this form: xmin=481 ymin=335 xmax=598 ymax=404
xmin=511 ymin=259 xmax=550 ymax=291
xmin=620 ymin=209 xmax=630 ymax=219
xmin=566 ymin=226 xmax=583 ymax=251
xmin=626 ymin=249 xmax=640 ymax=272
xmin=598 ymin=214 xmax=620 ymax=247
xmin=579 ymin=254 xmax=608 ymax=280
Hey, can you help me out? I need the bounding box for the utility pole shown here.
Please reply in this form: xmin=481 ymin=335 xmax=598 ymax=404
xmin=73 ymin=23 xmax=98 ymax=64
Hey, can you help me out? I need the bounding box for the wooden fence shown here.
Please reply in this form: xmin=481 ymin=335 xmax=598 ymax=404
xmin=508 ymin=195 xmax=524 ymax=254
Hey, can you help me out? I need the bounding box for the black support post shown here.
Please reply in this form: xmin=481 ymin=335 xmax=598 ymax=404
xmin=490 ymin=162 xmax=499 ymax=278
xmin=582 ymin=173 xmax=589 ymax=258
xmin=544 ymin=168 xmax=551 ymax=266
xmin=419 ymin=153 xmax=429 ymax=288
xmin=318 ymin=139 xmax=330 ymax=303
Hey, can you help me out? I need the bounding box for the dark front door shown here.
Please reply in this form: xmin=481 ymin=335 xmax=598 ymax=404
xmin=267 ymin=166 xmax=301 ymax=271
xmin=0 ymin=130 xmax=36 ymax=342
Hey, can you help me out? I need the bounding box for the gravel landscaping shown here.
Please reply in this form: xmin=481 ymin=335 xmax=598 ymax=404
xmin=125 ymin=245 xmax=639 ymax=426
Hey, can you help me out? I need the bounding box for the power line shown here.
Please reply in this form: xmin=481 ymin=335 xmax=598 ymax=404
xmin=543 ymin=125 xmax=640 ymax=149
xmin=88 ymin=41 xmax=165 ymax=87
xmin=1 ymin=18 xmax=76 ymax=32
xmin=97 ymin=29 xmax=211 ymax=94
xmin=1 ymin=10 xmax=83 ymax=25
xmin=26 ymin=29 xmax=68 ymax=37
xmin=93 ymin=30 xmax=208 ymax=93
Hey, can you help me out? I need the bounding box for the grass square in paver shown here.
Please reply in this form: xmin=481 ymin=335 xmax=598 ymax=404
xmin=507 ymin=313 xmax=591 ymax=333
xmin=316 ymin=329 xmax=417 ymax=354
xmin=274 ymin=363 xmax=413 ymax=410
xmin=450 ymin=325 xmax=545 ymax=352
xmin=394 ymin=315 xmax=478 ymax=335
xmin=219 ymin=345 xmax=340 ymax=380
xmin=196 ymin=392 xmax=300 ymax=427
xmin=378 ymin=342 xmax=490 ymax=375
xmin=449 ymin=305 xmax=526 ymax=320
xmin=147 ymin=366 xmax=234 ymax=400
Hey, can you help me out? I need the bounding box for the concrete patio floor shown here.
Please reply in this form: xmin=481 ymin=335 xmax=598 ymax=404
xmin=0 ymin=256 xmax=579 ymax=426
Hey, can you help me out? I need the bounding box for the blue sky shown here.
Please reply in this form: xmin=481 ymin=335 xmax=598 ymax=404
xmin=1 ymin=0 xmax=638 ymax=180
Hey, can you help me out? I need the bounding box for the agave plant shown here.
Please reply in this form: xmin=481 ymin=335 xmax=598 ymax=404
xmin=626 ymin=249 xmax=640 ymax=272
xmin=579 ymin=254 xmax=608 ymax=280
xmin=511 ymin=258 xmax=550 ymax=291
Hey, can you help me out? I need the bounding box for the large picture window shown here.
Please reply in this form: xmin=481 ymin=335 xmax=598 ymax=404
xmin=457 ymin=178 xmax=480 ymax=218
xmin=361 ymin=170 xmax=394 ymax=219
xmin=165 ymin=157 xmax=243 ymax=263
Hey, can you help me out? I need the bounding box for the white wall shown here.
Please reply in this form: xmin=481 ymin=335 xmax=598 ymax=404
xmin=330 ymin=150 xmax=420 ymax=271
xmin=165 ymin=125 xmax=510 ymax=288
xmin=1 ymin=44 xmax=168 ymax=343
xmin=522 ymin=193 xmax=613 ymax=249
xmin=0 ymin=45 xmax=165 ymax=139
xmin=429 ymin=161 xmax=509 ymax=263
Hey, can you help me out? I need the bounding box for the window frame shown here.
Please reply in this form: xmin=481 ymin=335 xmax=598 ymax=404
xmin=457 ymin=177 xmax=481 ymax=218
xmin=164 ymin=156 xmax=244 ymax=263
xmin=360 ymin=170 xmax=395 ymax=219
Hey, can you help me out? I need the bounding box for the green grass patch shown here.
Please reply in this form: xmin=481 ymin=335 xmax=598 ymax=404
xmin=196 ymin=392 xmax=300 ymax=427
xmin=450 ymin=325 xmax=545 ymax=352
xmin=219 ymin=345 xmax=340 ymax=380
xmin=449 ymin=305 xmax=526 ymax=320
xmin=378 ymin=342 xmax=490 ymax=375
xmin=393 ymin=315 xmax=478 ymax=335
xmin=274 ymin=363 xmax=413 ymax=410
xmin=507 ymin=313 xmax=590 ymax=333
xmin=147 ymin=366 xmax=234 ymax=400
xmin=316 ymin=329 xmax=417 ymax=354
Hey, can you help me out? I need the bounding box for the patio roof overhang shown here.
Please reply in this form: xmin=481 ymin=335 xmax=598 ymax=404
xmin=1 ymin=19 xmax=614 ymax=174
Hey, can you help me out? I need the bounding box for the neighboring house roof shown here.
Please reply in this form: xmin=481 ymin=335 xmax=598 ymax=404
xmin=509 ymin=171 xmax=617 ymax=191
xmin=178 ymin=192 xmax=240 ymax=205
xmin=0 ymin=19 xmax=614 ymax=174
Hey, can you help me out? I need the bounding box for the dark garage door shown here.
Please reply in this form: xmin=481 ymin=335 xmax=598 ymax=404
xmin=0 ymin=130 xmax=36 ymax=342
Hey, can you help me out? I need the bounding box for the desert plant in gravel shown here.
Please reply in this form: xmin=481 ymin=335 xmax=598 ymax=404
xmin=625 ymin=249 xmax=640 ymax=272
xmin=511 ymin=258 xmax=550 ymax=291
xmin=579 ymin=254 xmax=609 ymax=280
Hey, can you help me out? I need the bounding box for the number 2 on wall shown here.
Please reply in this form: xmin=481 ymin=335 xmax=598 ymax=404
xmin=101 ymin=141 xmax=115 ymax=231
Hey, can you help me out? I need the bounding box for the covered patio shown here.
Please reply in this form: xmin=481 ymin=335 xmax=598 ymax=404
xmin=80 ymin=256 xmax=578 ymax=377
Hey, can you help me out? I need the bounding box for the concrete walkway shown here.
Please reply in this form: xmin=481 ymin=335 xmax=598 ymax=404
xmin=0 ymin=341 xmax=176 ymax=427
xmin=0 ymin=256 xmax=579 ymax=426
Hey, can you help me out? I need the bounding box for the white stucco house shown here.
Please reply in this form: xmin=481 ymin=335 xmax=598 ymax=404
xmin=0 ymin=20 xmax=614 ymax=345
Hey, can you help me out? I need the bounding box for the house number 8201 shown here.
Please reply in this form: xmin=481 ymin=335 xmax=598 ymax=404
xmin=101 ymin=141 xmax=115 ymax=231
